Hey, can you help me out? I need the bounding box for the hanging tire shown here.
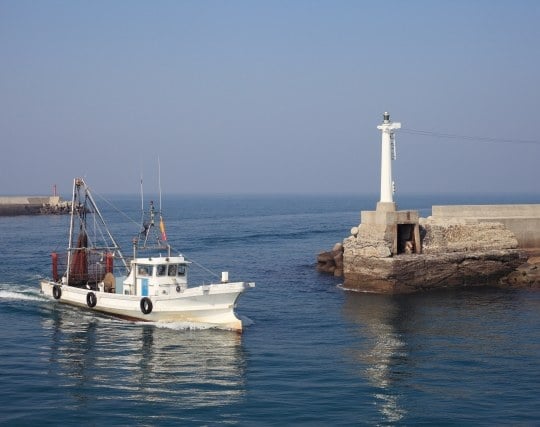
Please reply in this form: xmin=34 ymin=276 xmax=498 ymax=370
xmin=86 ymin=292 xmax=97 ymax=308
xmin=52 ymin=285 xmax=62 ymax=300
xmin=140 ymin=297 xmax=153 ymax=315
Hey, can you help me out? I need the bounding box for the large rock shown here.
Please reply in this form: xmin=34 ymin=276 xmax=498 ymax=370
xmin=341 ymin=217 xmax=523 ymax=293
xmin=500 ymin=253 xmax=540 ymax=288
xmin=317 ymin=242 xmax=343 ymax=277
xmin=343 ymin=250 xmax=522 ymax=293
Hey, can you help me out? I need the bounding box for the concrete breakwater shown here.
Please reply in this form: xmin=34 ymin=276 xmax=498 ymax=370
xmin=0 ymin=196 xmax=70 ymax=216
xmin=317 ymin=203 xmax=540 ymax=293
xmin=432 ymin=204 xmax=540 ymax=248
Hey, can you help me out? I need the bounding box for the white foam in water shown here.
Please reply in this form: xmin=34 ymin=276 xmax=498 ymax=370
xmin=0 ymin=284 xmax=44 ymax=302
xmin=136 ymin=316 xmax=254 ymax=332
xmin=138 ymin=321 xmax=217 ymax=331
xmin=238 ymin=315 xmax=254 ymax=327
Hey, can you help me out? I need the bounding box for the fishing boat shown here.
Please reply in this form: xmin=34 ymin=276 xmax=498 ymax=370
xmin=40 ymin=177 xmax=254 ymax=331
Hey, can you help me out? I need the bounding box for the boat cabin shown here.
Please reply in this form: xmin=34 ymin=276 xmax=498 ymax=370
xmin=121 ymin=255 xmax=191 ymax=297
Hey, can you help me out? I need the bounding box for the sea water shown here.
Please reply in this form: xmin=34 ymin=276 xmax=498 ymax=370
xmin=0 ymin=194 xmax=539 ymax=426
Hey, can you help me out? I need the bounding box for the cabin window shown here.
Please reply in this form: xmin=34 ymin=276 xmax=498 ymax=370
xmin=167 ymin=264 xmax=186 ymax=276
xmin=138 ymin=265 xmax=153 ymax=276
xmin=156 ymin=264 xmax=167 ymax=276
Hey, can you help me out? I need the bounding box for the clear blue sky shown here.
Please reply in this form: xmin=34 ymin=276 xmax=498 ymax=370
xmin=1 ymin=0 xmax=539 ymax=197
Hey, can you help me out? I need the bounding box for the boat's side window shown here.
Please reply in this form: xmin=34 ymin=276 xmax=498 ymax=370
xmin=138 ymin=265 xmax=153 ymax=276
xmin=178 ymin=265 xmax=186 ymax=276
xmin=168 ymin=264 xmax=177 ymax=277
xmin=157 ymin=264 xmax=167 ymax=276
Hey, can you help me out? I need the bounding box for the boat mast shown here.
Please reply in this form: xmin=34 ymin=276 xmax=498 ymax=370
xmin=65 ymin=177 xmax=80 ymax=284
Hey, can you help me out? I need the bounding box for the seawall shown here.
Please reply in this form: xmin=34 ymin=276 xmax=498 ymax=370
xmin=0 ymin=196 xmax=70 ymax=216
xmin=318 ymin=203 xmax=540 ymax=293
xmin=432 ymin=204 xmax=540 ymax=248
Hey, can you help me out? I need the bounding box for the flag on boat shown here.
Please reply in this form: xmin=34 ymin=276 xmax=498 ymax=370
xmin=160 ymin=217 xmax=167 ymax=241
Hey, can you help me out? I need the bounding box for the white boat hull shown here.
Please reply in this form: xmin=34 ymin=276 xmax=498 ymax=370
xmin=40 ymin=280 xmax=254 ymax=332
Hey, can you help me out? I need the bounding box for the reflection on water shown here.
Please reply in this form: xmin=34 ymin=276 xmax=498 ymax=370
xmin=342 ymin=288 xmax=534 ymax=425
xmin=343 ymin=293 xmax=409 ymax=423
xmin=43 ymin=305 xmax=247 ymax=414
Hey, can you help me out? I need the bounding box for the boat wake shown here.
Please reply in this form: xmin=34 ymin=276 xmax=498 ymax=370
xmin=0 ymin=284 xmax=44 ymax=302
xmin=238 ymin=314 xmax=254 ymax=327
xmin=136 ymin=315 xmax=254 ymax=332
xmin=149 ymin=321 xmax=219 ymax=331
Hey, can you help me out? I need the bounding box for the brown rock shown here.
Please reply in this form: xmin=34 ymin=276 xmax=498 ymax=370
xmin=317 ymin=243 xmax=344 ymax=277
xmin=500 ymin=260 xmax=540 ymax=288
xmin=343 ymin=250 xmax=522 ymax=293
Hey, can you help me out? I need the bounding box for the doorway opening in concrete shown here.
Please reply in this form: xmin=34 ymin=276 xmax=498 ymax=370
xmin=397 ymin=224 xmax=416 ymax=254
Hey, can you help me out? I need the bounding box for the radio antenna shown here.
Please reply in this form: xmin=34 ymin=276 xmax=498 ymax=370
xmin=158 ymin=156 xmax=162 ymax=213
xmin=139 ymin=171 xmax=144 ymax=225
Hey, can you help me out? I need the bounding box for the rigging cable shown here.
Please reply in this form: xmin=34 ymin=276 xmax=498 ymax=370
xmin=400 ymin=128 xmax=540 ymax=145
xmin=94 ymin=192 xmax=140 ymax=228
xmin=186 ymin=257 xmax=222 ymax=281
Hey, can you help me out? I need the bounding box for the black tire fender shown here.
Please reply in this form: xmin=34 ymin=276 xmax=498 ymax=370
xmin=86 ymin=292 xmax=97 ymax=308
xmin=52 ymin=284 xmax=62 ymax=300
xmin=140 ymin=297 xmax=153 ymax=315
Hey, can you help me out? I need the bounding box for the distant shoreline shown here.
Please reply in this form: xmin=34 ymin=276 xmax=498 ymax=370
xmin=0 ymin=196 xmax=70 ymax=216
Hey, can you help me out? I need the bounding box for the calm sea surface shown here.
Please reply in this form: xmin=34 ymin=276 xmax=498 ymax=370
xmin=1 ymin=194 xmax=539 ymax=426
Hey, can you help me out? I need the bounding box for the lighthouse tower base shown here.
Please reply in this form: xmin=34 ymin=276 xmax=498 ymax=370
xmin=376 ymin=201 xmax=397 ymax=213
xmin=358 ymin=203 xmax=421 ymax=256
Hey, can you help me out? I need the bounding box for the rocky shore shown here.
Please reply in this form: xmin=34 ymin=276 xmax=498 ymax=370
xmin=316 ymin=242 xmax=344 ymax=277
xmin=501 ymin=249 xmax=540 ymax=288
xmin=317 ymin=216 xmax=540 ymax=293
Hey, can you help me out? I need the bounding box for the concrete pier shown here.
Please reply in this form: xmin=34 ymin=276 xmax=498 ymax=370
xmin=0 ymin=196 xmax=70 ymax=216
xmin=317 ymin=203 xmax=540 ymax=293
xmin=431 ymin=204 xmax=540 ymax=248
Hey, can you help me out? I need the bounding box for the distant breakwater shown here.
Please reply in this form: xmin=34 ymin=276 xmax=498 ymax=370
xmin=0 ymin=196 xmax=70 ymax=216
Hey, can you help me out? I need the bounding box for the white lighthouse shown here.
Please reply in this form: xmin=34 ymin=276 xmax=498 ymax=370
xmin=377 ymin=112 xmax=401 ymax=211
xmin=358 ymin=111 xmax=420 ymax=256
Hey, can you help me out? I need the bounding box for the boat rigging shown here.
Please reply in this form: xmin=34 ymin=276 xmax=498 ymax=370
xmin=41 ymin=177 xmax=254 ymax=332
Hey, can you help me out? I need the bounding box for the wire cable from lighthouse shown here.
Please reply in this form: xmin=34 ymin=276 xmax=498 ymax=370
xmin=401 ymin=128 xmax=540 ymax=145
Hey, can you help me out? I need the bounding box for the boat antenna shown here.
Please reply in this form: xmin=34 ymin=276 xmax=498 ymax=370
xmin=139 ymin=172 xmax=151 ymax=247
xmin=138 ymin=152 xmax=145 ymax=231
xmin=158 ymin=156 xmax=163 ymax=213
xmin=139 ymin=172 xmax=144 ymax=222
xmin=157 ymin=157 xmax=170 ymax=255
